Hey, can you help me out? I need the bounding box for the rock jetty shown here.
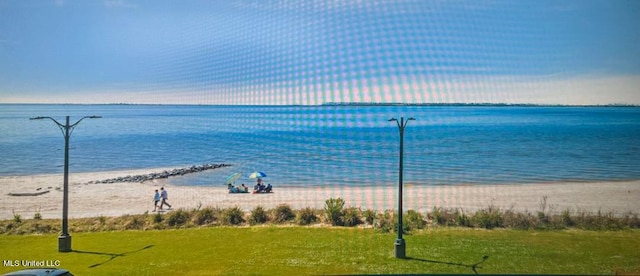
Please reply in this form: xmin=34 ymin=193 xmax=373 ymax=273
xmin=87 ymin=163 xmax=231 ymax=184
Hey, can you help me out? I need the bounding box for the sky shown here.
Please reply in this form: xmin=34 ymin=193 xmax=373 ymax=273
xmin=0 ymin=0 xmax=639 ymax=105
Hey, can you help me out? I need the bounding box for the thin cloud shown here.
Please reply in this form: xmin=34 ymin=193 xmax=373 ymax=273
xmin=53 ymin=0 xmax=67 ymax=7
xmin=0 ymin=39 xmax=19 ymax=50
xmin=232 ymin=0 xmax=415 ymax=14
xmin=104 ymin=0 xmax=137 ymax=9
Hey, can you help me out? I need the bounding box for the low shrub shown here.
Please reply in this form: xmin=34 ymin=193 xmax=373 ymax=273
xmin=273 ymin=204 xmax=295 ymax=224
xmin=1 ymin=198 xmax=639 ymax=235
xmin=324 ymin=198 xmax=345 ymax=226
xmin=537 ymin=211 xmax=550 ymax=226
xmin=502 ymin=210 xmax=534 ymax=230
xmin=374 ymin=211 xmax=394 ymax=233
xmin=166 ymin=209 xmax=191 ymax=227
xmin=405 ymin=209 xmax=426 ymax=230
xmin=559 ymin=209 xmax=574 ymax=228
xmin=13 ymin=213 xmax=22 ymax=224
xmin=362 ymin=209 xmax=376 ymax=225
xmin=193 ymin=207 xmax=217 ymax=225
xmin=429 ymin=207 xmax=447 ymax=226
xmin=31 ymin=222 xmax=53 ymax=233
xmin=249 ymin=206 xmax=269 ymax=225
xmin=574 ymin=210 xmax=625 ymax=231
xmin=454 ymin=209 xmax=472 ymax=227
xmin=124 ymin=215 xmax=145 ymax=230
xmin=472 ymin=206 xmax=503 ymax=229
xmin=152 ymin=213 xmax=163 ymax=224
xmin=621 ymin=212 xmax=640 ymax=228
xmin=395 ymin=214 xmax=410 ymax=234
xmin=343 ymin=207 xmax=362 ymax=227
xmin=297 ymin=207 xmax=318 ymax=225
xmin=222 ymin=207 xmax=245 ymax=225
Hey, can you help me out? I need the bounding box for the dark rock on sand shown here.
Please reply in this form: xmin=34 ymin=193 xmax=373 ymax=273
xmin=88 ymin=163 xmax=231 ymax=184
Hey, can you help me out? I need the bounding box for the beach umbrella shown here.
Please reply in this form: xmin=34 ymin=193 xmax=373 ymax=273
xmin=224 ymin=173 xmax=242 ymax=184
xmin=248 ymin=171 xmax=267 ymax=179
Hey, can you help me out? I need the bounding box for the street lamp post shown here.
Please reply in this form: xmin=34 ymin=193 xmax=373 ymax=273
xmin=30 ymin=115 xmax=101 ymax=252
xmin=389 ymin=116 xmax=415 ymax=259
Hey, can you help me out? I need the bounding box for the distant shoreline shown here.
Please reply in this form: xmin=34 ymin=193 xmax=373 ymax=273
xmin=0 ymin=102 xmax=638 ymax=107
xmin=321 ymin=102 xmax=640 ymax=107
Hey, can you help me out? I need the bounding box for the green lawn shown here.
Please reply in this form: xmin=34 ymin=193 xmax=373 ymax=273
xmin=1 ymin=227 xmax=639 ymax=275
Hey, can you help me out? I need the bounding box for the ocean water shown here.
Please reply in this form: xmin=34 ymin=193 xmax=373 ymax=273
xmin=1 ymin=104 xmax=639 ymax=187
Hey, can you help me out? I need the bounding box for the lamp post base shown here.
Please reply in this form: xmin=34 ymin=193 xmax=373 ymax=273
xmin=58 ymin=234 xmax=72 ymax=252
xmin=394 ymin=238 xmax=406 ymax=259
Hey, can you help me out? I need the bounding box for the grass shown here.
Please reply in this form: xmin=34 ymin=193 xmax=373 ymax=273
xmin=0 ymin=227 xmax=639 ymax=275
xmin=2 ymin=198 xmax=639 ymax=274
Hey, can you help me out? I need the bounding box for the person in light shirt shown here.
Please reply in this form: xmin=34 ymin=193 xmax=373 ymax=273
xmin=160 ymin=187 xmax=172 ymax=210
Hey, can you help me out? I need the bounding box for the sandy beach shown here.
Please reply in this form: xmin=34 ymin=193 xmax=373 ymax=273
xmin=1 ymin=168 xmax=639 ymax=220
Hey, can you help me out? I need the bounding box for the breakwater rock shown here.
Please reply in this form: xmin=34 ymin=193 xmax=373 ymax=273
xmin=87 ymin=163 xmax=231 ymax=184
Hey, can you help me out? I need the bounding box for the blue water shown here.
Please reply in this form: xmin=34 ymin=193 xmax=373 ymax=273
xmin=1 ymin=104 xmax=639 ymax=187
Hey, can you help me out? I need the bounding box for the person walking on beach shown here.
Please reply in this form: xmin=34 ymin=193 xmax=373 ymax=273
xmin=160 ymin=187 xmax=172 ymax=210
xmin=153 ymin=189 xmax=160 ymax=212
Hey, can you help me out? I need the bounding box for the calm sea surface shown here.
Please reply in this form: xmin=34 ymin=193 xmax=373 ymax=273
xmin=1 ymin=104 xmax=639 ymax=187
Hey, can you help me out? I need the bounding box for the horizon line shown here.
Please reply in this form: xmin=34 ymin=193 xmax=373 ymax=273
xmin=1 ymin=102 xmax=639 ymax=107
